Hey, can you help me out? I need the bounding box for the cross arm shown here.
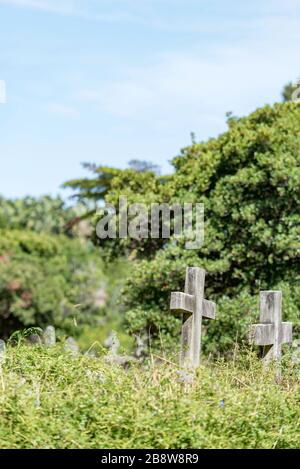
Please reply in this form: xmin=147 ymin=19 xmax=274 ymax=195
xmin=202 ymin=299 xmax=216 ymax=319
xmin=170 ymin=292 xmax=194 ymax=314
xmin=250 ymin=322 xmax=293 ymax=346
xmin=170 ymin=292 xmax=216 ymax=319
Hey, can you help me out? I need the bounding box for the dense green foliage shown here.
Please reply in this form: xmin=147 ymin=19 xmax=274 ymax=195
xmin=66 ymin=102 xmax=300 ymax=353
xmin=0 ymin=195 xmax=106 ymax=336
xmin=0 ymin=345 xmax=299 ymax=448
xmin=282 ymin=81 xmax=299 ymax=102
xmin=0 ymin=229 xmax=104 ymax=336
xmin=0 ymin=196 xmax=77 ymax=234
xmin=64 ymin=165 xmax=124 ymax=205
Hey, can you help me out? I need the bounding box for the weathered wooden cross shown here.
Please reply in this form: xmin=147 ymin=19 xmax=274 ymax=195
xmin=250 ymin=291 xmax=293 ymax=378
xmin=170 ymin=267 xmax=216 ymax=369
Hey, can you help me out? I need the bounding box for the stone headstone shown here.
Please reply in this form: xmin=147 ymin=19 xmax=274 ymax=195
xmin=64 ymin=337 xmax=79 ymax=356
xmin=104 ymin=331 xmax=137 ymax=367
xmin=104 ymin=331 xmax=120 ymax=356
xmin=43 ymin=326 xmax=56 ymax=347
xmin=134 ymin=335 xmax=146 ymax=359
xmin=28 ymin=333 xmax=42 ymax=345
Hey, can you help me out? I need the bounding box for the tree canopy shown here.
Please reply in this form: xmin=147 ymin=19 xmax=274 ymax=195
xmin=65 ymin=102 xmax=300 ymax=353
xmin=0 ymin=197 xmax=104 ymax=336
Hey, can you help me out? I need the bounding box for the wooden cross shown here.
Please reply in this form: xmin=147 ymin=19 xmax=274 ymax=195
xmin=250 ymin=291 xmax=293 ymax=379
xmin=170 ymin=267 xmax=216 ymax=369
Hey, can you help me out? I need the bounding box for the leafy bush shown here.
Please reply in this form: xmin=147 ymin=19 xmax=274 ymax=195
xmin=0 ymin=345 xmax=299 ymax=448
xmin=66 ymin=102 xmax=300 ymax=353
xmin=124 ymin=103 xmax=300 ymax=351
xmin=0 ymin=196 xmax=77 ymax=235
xmin=0 ymin=229 xmax=104 ymax=336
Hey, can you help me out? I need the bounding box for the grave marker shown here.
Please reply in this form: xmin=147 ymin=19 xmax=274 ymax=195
xmin=64 ymin=337 xmax=79 ymax=356
xmin=28 ymin=333 xmax=42 ymax=345
xmin=104 ymin=331 xmax=137 ymax=367
xmin=43 ymin=326 xmax=56 ymax=347
xmin=104 ymin=331 xmax=120 ymax=355
xmin=170 ymin=267 xmax=216 ymax=369
xmin=250 ymin=291 xmax=293 ymax=380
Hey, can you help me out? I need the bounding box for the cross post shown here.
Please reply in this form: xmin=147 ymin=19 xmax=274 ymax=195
xmin=170 ymin=267 xmax=216 ymax=369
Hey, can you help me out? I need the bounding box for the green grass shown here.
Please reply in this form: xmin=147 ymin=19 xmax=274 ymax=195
xmin=77 ymin=323 xmax=135 ymax=354
xmin=0 ymin=344 xmax=299 ymax=448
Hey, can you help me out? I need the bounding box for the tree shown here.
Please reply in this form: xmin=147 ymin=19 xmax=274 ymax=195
xmin=0 ymin=196 xmax=105 ymax=336
xmin=0 ymin=229 xmax=104 ymax=337
xmin=0 ymin=195 xmax=76 ymax=235
xmin=128 ymin=159 xmax=161 ymax=175
xmin=66 ymin=102 xmax=300 ymax=354
xmin=63 ymin=164 xmax=122 ymax=204
xmin=282 ymin=80 xmax=300 ymax=102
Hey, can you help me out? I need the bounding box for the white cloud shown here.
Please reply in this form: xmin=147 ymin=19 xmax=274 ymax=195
xmin=3 ymin=0 xmax=300 ymax=142
xmin=79 ymin=49 xmax=295 ymax=119
xmin=76 ymin=11 xmax=300 ymax=138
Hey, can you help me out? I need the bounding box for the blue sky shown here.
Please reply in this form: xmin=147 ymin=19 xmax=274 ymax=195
xmin=0 ymin=0 xmax=299 ymax=199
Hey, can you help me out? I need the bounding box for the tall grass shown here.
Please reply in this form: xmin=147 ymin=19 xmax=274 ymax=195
xmin=0 ymin=344 xmax=299 ymax=448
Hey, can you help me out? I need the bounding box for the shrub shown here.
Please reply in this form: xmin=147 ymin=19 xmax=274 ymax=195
xmin=0 ymin=229 xmax=104 ymax=336
xmin=0 ymin=195 xmax=77 ymax=234
xmin=66 ymin=102 xmax=300 ymax=353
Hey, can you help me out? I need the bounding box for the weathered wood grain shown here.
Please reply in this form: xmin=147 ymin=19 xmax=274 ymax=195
xmin=250 ymin=290 xmax=293 ymax=381
xmin=250 ymin=322 xmax=293 ymax=346
xmin=189 ymin=268 xmax=205 ymax=369
xmin=170 ymin=267 xmax=216 ymax=369
xmin=170 ymin=294 xmax=216 ymax=320
xmin=170 ymin=292 xmax=195 ymax=314
xmin=180 ymin=313 xmax=194 ymax=367
xmin=202 ymin=299 xmax=216 ymax=319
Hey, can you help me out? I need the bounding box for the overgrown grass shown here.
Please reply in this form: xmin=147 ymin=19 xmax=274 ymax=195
xmin=0 ymin=344 xmax=299 ymax=448
xmin=77 ymin=323 xmax=135 ymax=354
